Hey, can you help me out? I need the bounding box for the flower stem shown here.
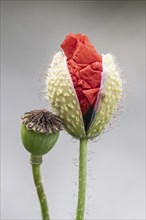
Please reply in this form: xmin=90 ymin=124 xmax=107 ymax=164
xmin=76 ymin=138 xmax=88 ymax=220
xmin=31 ymin=154 xmax=50 ymax=220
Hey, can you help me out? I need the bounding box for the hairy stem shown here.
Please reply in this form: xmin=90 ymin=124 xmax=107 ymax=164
xmin=76 ymin=138 xmax=88 ymax=220
xmin=31 ymin=154 xmax=50 ymax=220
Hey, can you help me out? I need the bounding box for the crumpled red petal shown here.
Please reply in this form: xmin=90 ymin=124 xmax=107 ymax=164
xmin=61 ymin=33 xmax=103 ymax=116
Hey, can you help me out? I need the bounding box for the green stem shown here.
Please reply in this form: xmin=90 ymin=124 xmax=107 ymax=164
xmin=76 ymin=138 xmax=88 ymax=220
xmin=31 ymin=154 xmax=50 ymax=220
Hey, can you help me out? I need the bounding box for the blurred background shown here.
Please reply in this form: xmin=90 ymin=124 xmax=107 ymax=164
xmin=1 ymin=1 xmax=145 ymax=219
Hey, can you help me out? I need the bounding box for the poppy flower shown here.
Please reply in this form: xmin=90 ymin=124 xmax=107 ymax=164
xmin=46 ymin=33 xmax=122 ymax=139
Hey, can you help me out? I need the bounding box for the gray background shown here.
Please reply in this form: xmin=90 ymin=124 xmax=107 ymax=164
xmin=1 ymin=1 xmax=145 ymax=219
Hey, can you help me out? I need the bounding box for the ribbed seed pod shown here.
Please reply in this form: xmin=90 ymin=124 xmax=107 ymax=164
xmin=21 ymin=109 xmax=63 ymax=155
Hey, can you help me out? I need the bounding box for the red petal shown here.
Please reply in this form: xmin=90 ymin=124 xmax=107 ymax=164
xmin=82 ymin=88 xmax=99 ymax=105
xmin=79 ymin=65 xmax=102 ymax=88
xmin=61 ymin=33 xmax=103 ymax=115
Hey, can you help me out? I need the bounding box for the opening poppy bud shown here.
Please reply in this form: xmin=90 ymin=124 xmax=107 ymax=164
xmin=21 ymin=109 xmax=63 ymax=156
xmin=46 ymin=33 xmax=122 ymax=139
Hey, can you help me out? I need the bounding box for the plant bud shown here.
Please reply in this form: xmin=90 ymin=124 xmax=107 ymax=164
xmin=46 ymin=34 xmax=122 ymax=139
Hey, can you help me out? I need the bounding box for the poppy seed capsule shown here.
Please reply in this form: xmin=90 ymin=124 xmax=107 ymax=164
xmin=21 ymin=109 xmax=63 ymax=155
xmin=46 ymin=34 xmax=122 ymax=139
